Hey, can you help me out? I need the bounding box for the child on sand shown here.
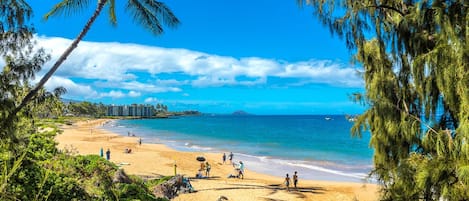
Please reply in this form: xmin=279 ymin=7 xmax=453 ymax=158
xmin=222 ymin=153 xmax=226 ymax=164
xmin=285 ymin=173 xmax=291 ymax=191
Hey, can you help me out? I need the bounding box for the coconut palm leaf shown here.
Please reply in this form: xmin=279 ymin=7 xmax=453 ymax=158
xmin=44 ymin=0 xmax=92 ymax=20
xmin=126 ymin=0 xmax=179 ymax=35
xmin=10 ymin=0 xmax=179 ymax=120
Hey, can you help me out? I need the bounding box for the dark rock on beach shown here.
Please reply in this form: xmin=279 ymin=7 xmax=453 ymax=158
xmin=152 ymin=175 xmax=193 ymax=199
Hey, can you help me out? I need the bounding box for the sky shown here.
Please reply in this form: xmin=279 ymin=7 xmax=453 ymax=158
xmin=26 ymin=0 xmax=365 ymax=115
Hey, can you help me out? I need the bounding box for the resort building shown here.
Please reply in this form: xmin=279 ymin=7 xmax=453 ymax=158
xmin=106 ymin=104 xmax=155 ymax=117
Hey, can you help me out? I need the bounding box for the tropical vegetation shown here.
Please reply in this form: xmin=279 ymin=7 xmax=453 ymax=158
xmin=0 ymin=0 xmax=179 ymax=200
xmin=299 ymin=0 xmax=468 ymax=200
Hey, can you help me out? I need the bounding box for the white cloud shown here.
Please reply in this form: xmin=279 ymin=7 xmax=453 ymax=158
xmin=35 ymin=35 xmax=363 ymax=88
xmin=40 ymin=76 xmax=98 ymax=99
xmin=144 ymin=97 xmax=158 ymax=103
xmin=99 ymin=90 xmax=142 ymax=98
xmin=100 ymin=90 xmax=126 ymax=98
xmin=128 ymin=90 xmax=141 ymax=97
xmin=94 ymin=80 xmax=182 ymax=93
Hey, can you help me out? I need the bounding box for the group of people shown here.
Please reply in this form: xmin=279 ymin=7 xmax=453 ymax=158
xmin=100 ymin=147 xmax=111 ymax=160
xmin=284 ymin=171 xmax=299 ymax=191
xmin=97 ymin=132 xmax=142 ymax=161
xmin=221 ymin=152 xmax=246 ymax=179
xmin=222 ymin=152 xmax=234 ymax=164
xmin=196 ymin=161 xmax=212 ymax=178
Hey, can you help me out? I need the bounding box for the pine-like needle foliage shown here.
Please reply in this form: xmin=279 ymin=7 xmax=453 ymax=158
xmin=299 ymin=0 xmax=468 ymax=200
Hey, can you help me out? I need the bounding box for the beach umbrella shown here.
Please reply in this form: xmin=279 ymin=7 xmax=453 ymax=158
xmin=196 ymin=156 xmax=206 ymax=162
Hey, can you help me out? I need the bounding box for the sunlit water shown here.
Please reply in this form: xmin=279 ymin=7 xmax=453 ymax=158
xmin=103 ymin=115 xmax=374 ymax=182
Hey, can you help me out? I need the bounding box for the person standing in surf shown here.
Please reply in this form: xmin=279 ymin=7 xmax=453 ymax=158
xmin=229 ymin=152 xmax=234 ymax=164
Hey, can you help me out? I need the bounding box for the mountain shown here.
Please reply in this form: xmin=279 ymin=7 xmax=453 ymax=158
xmin=231 ymin=110 xmax=251 ymax=116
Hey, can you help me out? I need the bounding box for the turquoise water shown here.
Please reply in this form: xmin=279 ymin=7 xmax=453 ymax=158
xmin=103 ymin=115 xmax=373 ymax=182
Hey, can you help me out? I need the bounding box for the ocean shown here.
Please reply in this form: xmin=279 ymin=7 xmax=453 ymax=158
xmin=103 ymin=115 xmax=373 ymax=182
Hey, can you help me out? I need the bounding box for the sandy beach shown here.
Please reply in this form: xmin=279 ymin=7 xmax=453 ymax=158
xmin=55 ymin=119 xmax=379 ymax=201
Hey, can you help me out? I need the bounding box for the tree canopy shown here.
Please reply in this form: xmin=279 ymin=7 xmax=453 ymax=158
xmin=0 ymin=1 xmax=177 ymax=200
xmin=300 ymin=0 xmax=468 ymax=200
xmin=11 ymin=0 xmax=180 ymax=123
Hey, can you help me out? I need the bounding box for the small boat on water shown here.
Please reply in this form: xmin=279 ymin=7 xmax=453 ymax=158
xmin=325 ymin=117 xmax=332 ymax=121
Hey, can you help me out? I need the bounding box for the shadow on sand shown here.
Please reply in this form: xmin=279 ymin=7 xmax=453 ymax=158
xmin=196 ymin=182 xmax=325 ymax=199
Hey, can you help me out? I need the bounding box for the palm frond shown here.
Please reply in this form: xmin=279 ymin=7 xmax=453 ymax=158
xmin=44 ymin=0 xmax=92 ymax=20
xmin=108 ymin=0 xmax=117 ymax=26
xmin=53 ymin=87 xmax=67 ymax=97
xmin=141 ymin=0 xmax=179 ymax=28
xmin=126 ymin=0 xmax=179 ymax=35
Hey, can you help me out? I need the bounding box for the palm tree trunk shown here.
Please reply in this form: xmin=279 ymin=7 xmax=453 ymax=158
xmin=10 ymin=0 xmax=108 ymax=118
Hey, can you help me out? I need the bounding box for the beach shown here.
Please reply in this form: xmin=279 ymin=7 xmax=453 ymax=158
xmin=55 ymin=119 xmax=379 ymax=201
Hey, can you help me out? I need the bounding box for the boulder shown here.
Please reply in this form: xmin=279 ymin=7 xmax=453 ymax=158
xmin=112 ymin=169 xmax=131 ymax=184
xmin=153 ymin=175 xmax=193 ymax=199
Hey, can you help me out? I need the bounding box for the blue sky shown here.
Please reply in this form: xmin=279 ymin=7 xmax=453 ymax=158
xmin=27 ymin=0 xmax=365 ymax=115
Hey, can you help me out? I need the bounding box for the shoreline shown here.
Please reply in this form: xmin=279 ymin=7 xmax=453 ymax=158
xmin=104 ymin=118 xmax=373 ymax=183
xmin=55 ymin=119 xmax=379 ymax=201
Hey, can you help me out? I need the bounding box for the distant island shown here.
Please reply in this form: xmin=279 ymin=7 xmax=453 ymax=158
xmin=232 ymin=110 xmax=252 ymax=116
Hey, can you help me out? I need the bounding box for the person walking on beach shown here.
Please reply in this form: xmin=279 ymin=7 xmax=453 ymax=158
xmin=238 ymin=161 xmax=244 ymax=179
xmin=106 ymin=148 xmax=111 ymax=160
xmin=293 ymin=171 xmax=298 ymax=190
xmin=285 ymin=173 xmax=291 ymax=191
xmin=229 ymin=152 xmax=234 ymax=164
xmin=100 ymin=147 xmax=104 ymax=158
xmin=205 ymin=162 xmax=211 ymax=177
xmin=138 ymin=137 xmax=142 ymax=145
xmin=222 ymin=153 xmax=226 ymax=164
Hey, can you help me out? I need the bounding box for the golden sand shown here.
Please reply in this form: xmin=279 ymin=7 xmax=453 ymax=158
xmin=55 ymin=119 xmax=379 ymax=201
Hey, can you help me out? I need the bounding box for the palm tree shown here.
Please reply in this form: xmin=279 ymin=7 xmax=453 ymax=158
xmin=10 ymin=0 xmax=179 ymax=118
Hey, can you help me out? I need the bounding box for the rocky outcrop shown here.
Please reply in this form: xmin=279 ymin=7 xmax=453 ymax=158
xmin=112 ymin=169 xmax=131 ymax=184
xmin=152 ymin=175 xmax=193 ymax=199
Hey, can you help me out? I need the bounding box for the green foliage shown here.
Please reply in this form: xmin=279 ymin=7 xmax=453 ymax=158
xmin=66 ymin=101 xmax=107 ymax=117
xmin=0 ymin=2 xmax=166 ymax=200
xmin=300 ymin=0 xmax=468 ymax=200
xmin=145 ymin=175 xmax=174 ymax=188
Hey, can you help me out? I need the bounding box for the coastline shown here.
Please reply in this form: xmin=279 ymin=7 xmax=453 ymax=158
xmin=55 ymin=119 xmax=379 ymax=201
xmin=105 ymin=116 xmax=372 ymax=183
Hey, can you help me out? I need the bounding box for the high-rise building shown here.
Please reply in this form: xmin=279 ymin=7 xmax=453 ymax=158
xmin=106 ymin=104 xmax=155 ymax=117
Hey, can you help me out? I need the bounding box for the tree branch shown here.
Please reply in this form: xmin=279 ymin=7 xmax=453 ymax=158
xmin=367 ymin=5 xmax=407 ymax=17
